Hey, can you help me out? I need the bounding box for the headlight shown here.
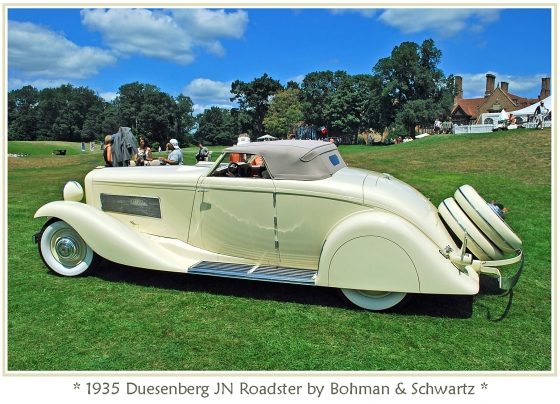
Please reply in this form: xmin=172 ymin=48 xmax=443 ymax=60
xmin=62 ymin=181 xmax=84 ymax=202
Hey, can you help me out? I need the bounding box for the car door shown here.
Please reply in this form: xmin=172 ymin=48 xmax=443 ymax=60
xmin=189 ymin=175 xmax=279 ymax=264
xmin=273 ymin=174 xmax=368 ymax=270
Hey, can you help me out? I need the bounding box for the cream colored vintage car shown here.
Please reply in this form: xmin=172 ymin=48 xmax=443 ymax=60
xmin=33 ymin=140 xmax=523 ymax=311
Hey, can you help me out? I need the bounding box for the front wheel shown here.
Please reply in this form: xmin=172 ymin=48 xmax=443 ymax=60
xmin=339 ymin=289 xmax=410 ymax=311
xmin=38 ymin=220 xmax=99 ymax=277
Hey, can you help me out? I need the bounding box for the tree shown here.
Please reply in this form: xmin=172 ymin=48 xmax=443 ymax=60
xmin=263 ymin=88 xmax=304 ymax=138
xmin=300 ymin=70 xmax=349 ymax=131
xmin=174 ymin=94 xmax=196 ymax=146
xmin=286 ymin=80 xmax=300 ymax=91
xmin=136 ymin=84 xmax=175 ymax=145
xmin=230 ymin=73 xmax=283 ymax=138
xmin=101 ymin=104 xmax=120 ymax=136
xmin=7 ymin=85 xmax=39 ymax=140
xmin=112 ymin=82 xmax=192 ymax=147
xmin=229 ymin=108 xmax=254 ymax=140
xmin=324 ymin=74 xmax=373 ymax=143
xmin=114 ymin=82 xmax=145 ymax=129
xmin=34 ymin=84 xmax=104 ymax=141
xmin=369 ymin=39 xmax=454 ymax=137
xmin=195 ymin=107 xmax=236 ymax=146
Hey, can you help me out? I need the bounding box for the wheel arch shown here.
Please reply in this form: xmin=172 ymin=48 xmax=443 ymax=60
xmin=316 ymin=211 xmax=479 ymax=295
xmin=34 ymin=201 xmax=181 ymax=271
xmin=316 ymin=211 xmax=421 ymax=293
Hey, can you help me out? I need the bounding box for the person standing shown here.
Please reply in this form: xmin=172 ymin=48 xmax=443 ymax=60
xmin=158 ymin=139 xmax=183 ymax=165
xmin=134 ymin=136 xmax=153 ymax=166
xmin=229 ymin=143 xmax=243 ymax=163
xmin=433 ymin=118 xmax=442 ymax=134
xmin=103 ymin=135 xmax=113 ymax=167
xmin=195 ymin=143 xmax=209 ymax=162
xmin=534 ymin=100 xmax=549 ymax=130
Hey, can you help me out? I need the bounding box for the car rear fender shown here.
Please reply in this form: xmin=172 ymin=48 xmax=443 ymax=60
xmin=34 ymin=201 xmax=198 ymax=271
xmin=316 ymin=211 xmax=479 ymax=295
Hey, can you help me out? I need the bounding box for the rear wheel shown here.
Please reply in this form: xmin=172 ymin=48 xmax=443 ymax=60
xmin=38 ymin=220 xmax=99 ymax=277
xmin=339 ymin=289 xmax=410 ymax=311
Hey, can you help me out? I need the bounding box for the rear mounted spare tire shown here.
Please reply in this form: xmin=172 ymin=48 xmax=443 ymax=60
xmin=454 ymin=185 xmax=522 ymax=252
xmin=438 ymin=198 xmax=503 ymax=261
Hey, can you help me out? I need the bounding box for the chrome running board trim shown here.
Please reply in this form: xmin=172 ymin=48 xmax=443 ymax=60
xmin=188 ymin=261 xmax=317 ymax=286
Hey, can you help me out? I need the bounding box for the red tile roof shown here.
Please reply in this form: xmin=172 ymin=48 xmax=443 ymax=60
xmin=453 ymin=98 xmax=484 ymax=117
xmin=505 ymin=92 xmax=539 ymax=109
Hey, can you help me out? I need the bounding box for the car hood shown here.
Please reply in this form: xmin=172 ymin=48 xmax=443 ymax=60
xmin=86 ymin=164 xmax=210 ymax=187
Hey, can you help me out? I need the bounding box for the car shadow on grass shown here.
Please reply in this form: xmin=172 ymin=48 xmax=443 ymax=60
xmin=92 ymin=260 xmax=478 ymax=319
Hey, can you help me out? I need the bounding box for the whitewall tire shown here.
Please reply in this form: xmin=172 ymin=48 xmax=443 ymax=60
xmin=38 ymin=220 xmax=98 ymax=277
xmin=339 ymin=289 xmax=410 ymax=311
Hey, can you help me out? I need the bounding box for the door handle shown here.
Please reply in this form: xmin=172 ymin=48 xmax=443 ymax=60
xmin=197 ymin=189 xmax=209 ymax=193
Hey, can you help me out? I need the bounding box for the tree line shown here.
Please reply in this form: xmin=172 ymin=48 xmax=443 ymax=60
xmin=7 ymin=39 xmax=455 ymax=147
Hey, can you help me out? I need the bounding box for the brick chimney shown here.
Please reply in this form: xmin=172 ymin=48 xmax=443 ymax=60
xmin=454 ymin=76 xmax=463 ymax=103
xmin=500 ymin=82 xmax=509 ymax=93
xmin=485 ymin=74 xmax=496 ymax=97
xmin=540 ymin=77 xmax=551 ymax=99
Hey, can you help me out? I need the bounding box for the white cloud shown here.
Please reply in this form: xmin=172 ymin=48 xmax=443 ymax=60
xmin=377 ymin=9 xmax=501 ymax=37
xmin=192 ymin=103 xmax=234 ymax=116
xmin=457 ymin=72 xmax=546 ymax=99
xmin=183 ymin=78 xmax=234 ymax=104
xmin=99 ymin=92 xmax=118 ymax=102
xmin=329 ymin=8 xmax=378 ymax=18
xmin=286 ymin=75 xmax=305 ymax=84
xmin=7 ymin=77 xmax=69 ymax=91
xmin=8 ymin=20 xmax=116 ymax=87
xmin=80 ymin=8 xmax=248 ymax=64
xmin=171 ymin=8 xmax=248 ymax=40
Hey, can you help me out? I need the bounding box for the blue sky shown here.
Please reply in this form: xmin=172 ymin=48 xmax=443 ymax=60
xmin=6 ymin=6 xmax=553 ymax=116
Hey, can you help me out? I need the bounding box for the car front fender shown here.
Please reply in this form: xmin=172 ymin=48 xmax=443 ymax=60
xmin=316 ymin=211 xmax=479 ymax=295
xmin=34 ymin=201 xmax=199 ymax=271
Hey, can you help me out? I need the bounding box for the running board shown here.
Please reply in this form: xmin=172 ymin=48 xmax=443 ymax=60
xmin=188 ymin=261 xmax=317 ymax=286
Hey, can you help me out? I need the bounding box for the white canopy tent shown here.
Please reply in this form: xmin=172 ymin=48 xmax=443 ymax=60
xmin=480 ymin=96 xmax=552 ymax=126
xmin=257 ymin=135 xmax=277 ymax=141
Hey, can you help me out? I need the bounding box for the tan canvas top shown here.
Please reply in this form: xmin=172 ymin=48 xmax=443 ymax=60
xmin=222 ymin=140 xmax=347 ymax=180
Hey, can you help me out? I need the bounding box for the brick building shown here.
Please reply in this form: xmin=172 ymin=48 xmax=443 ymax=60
xmin=451 ymin=74 xmax=550 ymax=125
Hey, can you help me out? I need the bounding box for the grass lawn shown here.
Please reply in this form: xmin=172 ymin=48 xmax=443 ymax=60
xmin=6 ymin=130 xmax=552 ymax=371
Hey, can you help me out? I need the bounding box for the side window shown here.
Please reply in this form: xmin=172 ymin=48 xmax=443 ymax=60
xmin=328 ymin=154 xmax=341 ymax=166
xmin=212 ymin=153 xmax=270 ymax=178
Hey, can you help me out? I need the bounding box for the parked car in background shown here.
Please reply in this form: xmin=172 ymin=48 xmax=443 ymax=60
xmin=33 ymin=140 xmax=523 ymax=311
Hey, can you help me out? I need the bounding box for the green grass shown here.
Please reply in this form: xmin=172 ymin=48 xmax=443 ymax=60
xmin=7 ymin=130 xmax=552 ymax=371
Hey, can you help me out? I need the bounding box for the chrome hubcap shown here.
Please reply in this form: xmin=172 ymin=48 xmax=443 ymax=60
xmin=51 ymin=232 xmax=85 ymax=267
xmin=55 ymin=236 xmax=79 ymax=260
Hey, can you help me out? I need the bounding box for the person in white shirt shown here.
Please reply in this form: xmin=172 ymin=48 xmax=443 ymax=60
xmin=534 ymin=101 xmax=549 ymax=130
xmin=159 ymin=139 xmax=183 ymax=165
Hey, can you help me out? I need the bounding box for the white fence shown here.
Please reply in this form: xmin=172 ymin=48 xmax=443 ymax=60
xmin=454 ymin=124 xmax=494 ymax=134
xmin=523 ymin=121 xmax=552 ymax=129
xmin=454 ymin=121 xmax=552 ymax=134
